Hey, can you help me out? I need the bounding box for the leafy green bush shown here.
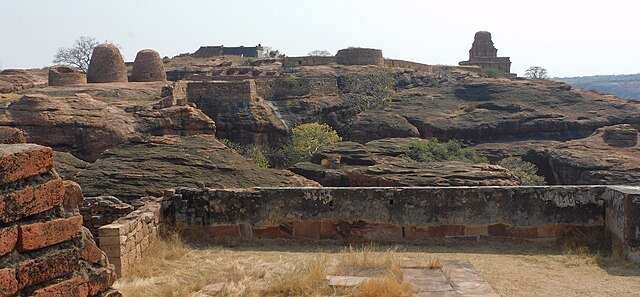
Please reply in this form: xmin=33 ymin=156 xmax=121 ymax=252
xmin=283 ymin=75 xmax=300 ymax=87
xmin=241 ymin=57 xmax=256 ymax=66
xmin=482 ymin=68 xmax=504 ymax=78
xmin=498 ymin=157 xmax=546 ymax=185
xmin=283 ymin=123 xmax=342 ymax=165
xmin=401 ymin=139 xmax=488 ymax=163
xmin=220 ymin=139 xmax=270 ymax=168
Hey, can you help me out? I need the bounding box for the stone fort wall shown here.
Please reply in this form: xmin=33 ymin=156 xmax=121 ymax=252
xmin=0 ymin=144 xmax=118 ymax=296
xmin=162 ymin=186 xmax=640 ymax=262
xmin=282 ymin=56 xmax=336 ymax=67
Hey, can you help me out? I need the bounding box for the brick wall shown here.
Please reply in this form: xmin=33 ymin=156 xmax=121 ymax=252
xmin=162 ymin=186 xmax=640 ymax=262
xmin=0 ymin=144 xmax=118 ymax=296
xmin=98 ymin=199 xmax=162 ymax=276
xmin=186 ymin=80 xmax=256 ymax=102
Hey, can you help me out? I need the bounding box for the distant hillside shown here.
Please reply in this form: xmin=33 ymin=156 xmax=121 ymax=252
xmin=554 ymin=74 xmax=640 ymax=101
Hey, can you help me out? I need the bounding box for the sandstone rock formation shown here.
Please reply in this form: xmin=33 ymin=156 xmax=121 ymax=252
xmin=459 ymin=31 xmax=512 ymax=73
xmin=346 ymin=111 xmax=419 ymax=143
xmin=55 ymin=135 xmax=319 ymax=201
xmin=336 ymin=48 xmax=384 ymax=66
xmin=475 ymin=124 xmax=640 ymax=185
xmin=130 ymin=49 xmax=166 ymax=82
xmin=0 ymin=126 xmax=26 ymax=144
xmin=0 ymin=69 xmax=48 ymax=93
xmin=48 ymin=66 xmax=87 ymax=86
xmin=4 ymin=93 xmax=216 ymax=161
xmin=290 ymin=139 xmax=521 ymax=187
xmin=87 ymin=44 xmax=128 ymax=83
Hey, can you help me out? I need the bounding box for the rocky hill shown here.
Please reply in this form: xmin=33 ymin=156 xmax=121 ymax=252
xmin=555 ymin=74 xmax=640 ymax=101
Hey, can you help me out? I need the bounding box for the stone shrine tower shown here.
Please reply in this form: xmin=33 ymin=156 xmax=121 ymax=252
xmin=459 ymin=31 xmax=512 ymax=74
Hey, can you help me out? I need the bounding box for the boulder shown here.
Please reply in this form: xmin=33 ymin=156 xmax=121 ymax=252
xmin=346 ymin=111 xmax=419 ymax=143
xmin=598 ymin=124 xmax=638 ymax=147
xmin=0 ymin=126 xmax=26 ymax=144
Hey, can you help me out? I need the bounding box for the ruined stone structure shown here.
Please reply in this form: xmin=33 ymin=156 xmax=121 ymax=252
xmin=459 ymin=31 xmax=512 ymax=74
xmin=48 ymin=66 xmax=87 ymax=86
xmin=87 ymin=44 xmax=128 ymax=83
xmin=283 ymin=56 xmax=336 ymax=67
xmin=130 ymin=49 xmax=166 ymax=82
xmin=98 ymin=199 xmax=161 ymax=276
xmin=0 ymin=144 xmax=118 ymax=296
xmin=192 ymin=45 xmax=264 ymax=58
xmin=163 ymin=186 xmax=640 ymax=262
xmin=336 ymin=48 xmax=384 ymax=66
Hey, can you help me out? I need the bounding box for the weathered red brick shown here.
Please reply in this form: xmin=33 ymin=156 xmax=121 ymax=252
xmin=0 ymin=268 xmax=18 ymax=296
xmin=465 ymin=225 xmax=489 ymax=237
xmin=510 ymin=226 xmax=538 ymax=238
xmin=16 ymin=249 xmax=79 ymax=289
xmin=404 ymin=226 xmax=429 ymax=240
xmin=0 ymin=179 xmax=65 ymax=223
xmin=0 ymin=144 xmax=53 ymax=184
xmin=293 ymin=221 xmax=321 ymax=239
xmin=536 ymin=224 xmax=557 ymax=238
xmin=252 ymin=226 xmax=292 ymax=239
xmin=0 ymin=225 xmax=18 ymax=256
xmin=18 ymin=216 xmax=83 ymax=251
xmin=487 ymin=223 xmax=511 ymax=237
xmin=30 ymin=275 xmax=89 ymax=297
xmin=87 ymin=266 xmax=117 ymax=296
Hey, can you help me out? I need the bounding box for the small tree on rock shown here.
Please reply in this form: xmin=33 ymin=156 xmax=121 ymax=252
xmin=308 ymin=50 xmax=332 ymax=56
xmin=53 ymin=36 xmax=100 ymax=73
xmin=284 ymin=123 xmax=342 ymax=165
xmin=524 ymin=66 xmax=549 ymax=80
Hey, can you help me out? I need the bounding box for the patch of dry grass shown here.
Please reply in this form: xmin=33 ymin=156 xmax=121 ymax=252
xmin=115 ymin=237 xmax=640 ymax=297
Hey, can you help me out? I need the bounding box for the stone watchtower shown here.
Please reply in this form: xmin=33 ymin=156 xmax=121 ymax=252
xmin=459 ymin=31 xmax=512 ymax=74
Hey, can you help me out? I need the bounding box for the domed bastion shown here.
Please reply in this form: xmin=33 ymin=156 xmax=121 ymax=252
xmin=130 ymin=49 xmax=166 ymax=82
xmin=87 ymin=44 xmax=128 ymax=83
xmin=335 ymin=47 xmax=384 ymax=66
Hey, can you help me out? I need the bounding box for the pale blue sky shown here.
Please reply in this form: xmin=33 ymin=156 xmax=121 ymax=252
xmin=1 ymin=0 xmax=638 ymax=77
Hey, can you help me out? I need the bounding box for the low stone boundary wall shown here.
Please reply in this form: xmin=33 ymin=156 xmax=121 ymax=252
xmin=98 ymin=199 xmax=162 ymax=276
xmin=162 ymin=186 xmax=640 ymax=262
xmin=385 ymin=59 xmax=434 ymax=73
xmin=0 ymin=144 xmax=117 ymax=296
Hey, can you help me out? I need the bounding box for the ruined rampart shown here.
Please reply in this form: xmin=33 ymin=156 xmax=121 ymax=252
xmin=282 ymin=56 xmax=336 ymax=67
xmin=384 ymin=59 xmax=434 ymax=73
xmin=0 ymin=144 xmax=118 ymax=296
xmin=162 ymin=186 xmax=640 ymax=262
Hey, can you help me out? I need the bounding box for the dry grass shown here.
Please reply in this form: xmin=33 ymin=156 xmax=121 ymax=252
xmin=115 ymin=237 xmax=640 ymax=297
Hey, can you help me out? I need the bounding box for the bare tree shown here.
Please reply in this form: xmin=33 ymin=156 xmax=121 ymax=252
xmin=525 ymin=66 xmax=549 ymax=80
xmin=308 ymin=50 xmax=332 ymax=56
xmin=53 ymin=36 xmax=99 ymax=73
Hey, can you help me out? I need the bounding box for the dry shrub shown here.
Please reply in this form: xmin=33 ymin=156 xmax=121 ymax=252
xmin=335 ymin=244 xmax=402 ymax=274
xmin=350 ymin=275 xmax=413 ymax=297
xmin=262 ymin=257 xmax=329 ymax=296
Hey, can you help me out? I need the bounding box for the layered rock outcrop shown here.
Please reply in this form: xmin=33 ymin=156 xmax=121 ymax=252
xmin=291 ymin=139 xmax=521 ymax=187
xmin=0 ymin=69 xmax=48 ymax=93
xmin=55 ymin=135 xmax=319 ymax=201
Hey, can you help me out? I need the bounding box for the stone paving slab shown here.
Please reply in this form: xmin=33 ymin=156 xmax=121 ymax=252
xmin=403 ymin=268 xmax=453 ymax=292
xmin=326 ymin=275 xmax=372 ymax=287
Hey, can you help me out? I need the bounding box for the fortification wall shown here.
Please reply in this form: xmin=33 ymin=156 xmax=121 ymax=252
xmin=186 ymin=80 xmax=256 ymax=102
xmin=0 ymin=144 xmax=118 ymax=296
xmin=384 ymin=59 xmax=434 ymax=73
xmin=98 ymin=199 xmax=162 ymax=276
xmin=255 ymin=75 xmax=339 ymax=100
xmin=161 ymin=186 xmax=640 ymax=261
xmin=282 ymin=56 xmax=336 ymax=67
xmin=336 ymin=48 xmax=384 ymax=66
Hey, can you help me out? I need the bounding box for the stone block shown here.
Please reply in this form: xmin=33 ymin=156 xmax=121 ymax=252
xmin=0 ymin=268 xmax=18 ymax=296
xmin=99 ymin=223 xmax=126 ymax=237
xmin=30 ymin=275 xmax=89 ymax=297
xmin=252 ymin=225 xmax=292 ymax=239
xmin=0 ymin=144 xmax=53 ymax=184
xmin=0 ymin=225 xmax=18 ymax=256
xmin=510 ymin=226 xmax=537 ymax=238
xmin=402 ymin=269 xmax=452 ymax=292
xmin=427 ymin=225 xmax=465 ymax=237
xmin=16 ymin=249 xmax=79 ymax=289
xmin=62 ymin=180 xmax=84 ymax=214
xmin=18 ymin=216 xmax=83 ymax=251
xmin=82 ymin=238 xmax=107 ymax=265
xmin=0 ymin=179 xmax=64 ymax=223
xmin=536 ymin=224 xmax=557 ymax=238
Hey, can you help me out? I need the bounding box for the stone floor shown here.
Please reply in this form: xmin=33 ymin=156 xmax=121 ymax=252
xmin=326 ymin=260 xmax=498 ymax=297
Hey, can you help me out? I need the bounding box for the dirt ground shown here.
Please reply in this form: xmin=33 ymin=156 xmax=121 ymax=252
xmin=114 ymin=237 xmax=640 ymax=297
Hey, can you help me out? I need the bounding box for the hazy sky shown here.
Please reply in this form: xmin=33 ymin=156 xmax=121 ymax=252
xmin=1 ymin=0 xmax=639 ymax=77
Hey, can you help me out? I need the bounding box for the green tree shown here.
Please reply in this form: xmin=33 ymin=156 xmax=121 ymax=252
xmin=498 ymin=157 xmax=546 ymax=185
xmin=401 ymin=139 xmax=488 ymax=163
xmin=284 ymin=123 xmax=342 ymax=165
xmin=339 ymin=70 xmax=396 ymax=112
xmin=220 ymin=139 xmax=270 ymax=168
xmin=524 ymin=66 xmax=549 ymax=80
